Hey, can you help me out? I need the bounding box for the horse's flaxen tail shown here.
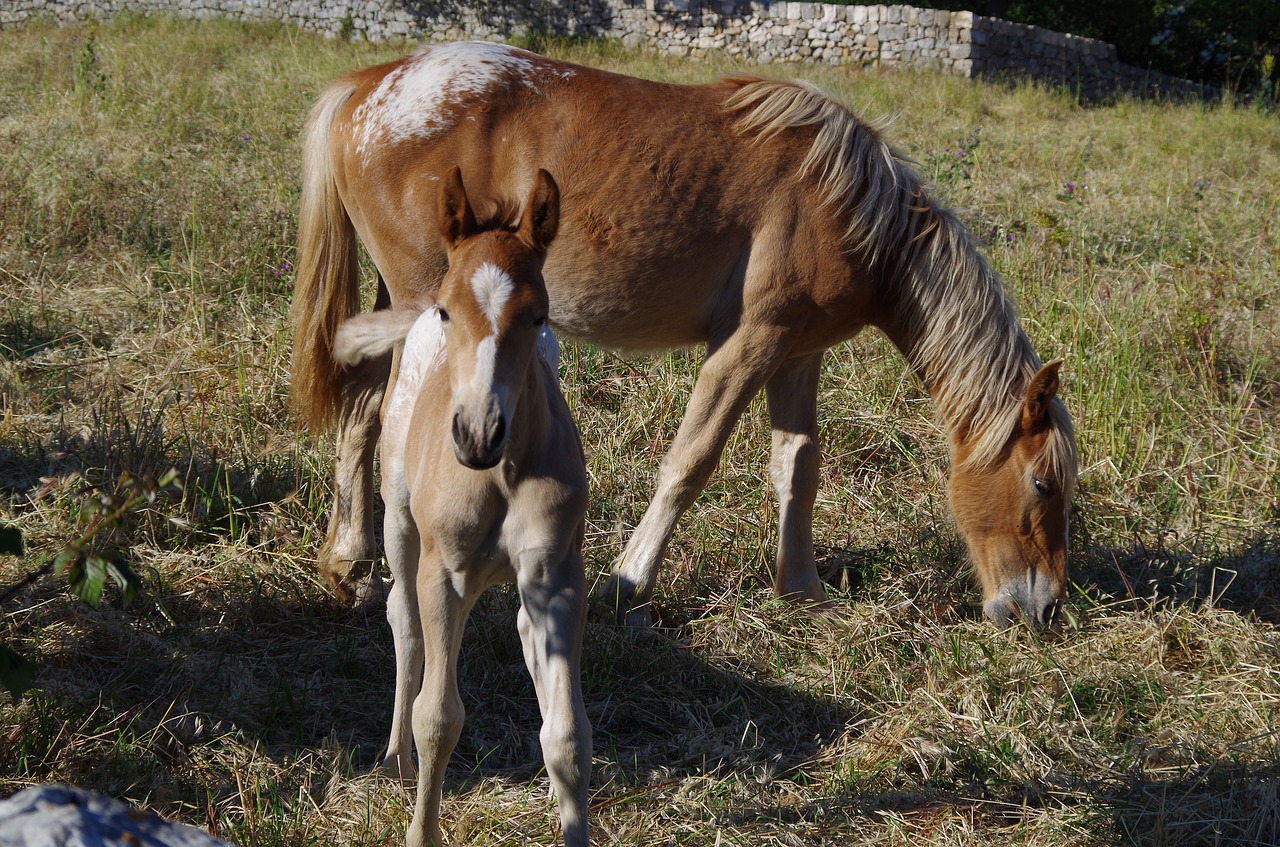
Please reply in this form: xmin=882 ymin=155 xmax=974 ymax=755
xmin=289 ymin=79 xmax=361 ymax=430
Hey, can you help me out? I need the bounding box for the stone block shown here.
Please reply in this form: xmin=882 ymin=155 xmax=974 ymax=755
xmin=0 ymin=786 xmax=233 ymax=847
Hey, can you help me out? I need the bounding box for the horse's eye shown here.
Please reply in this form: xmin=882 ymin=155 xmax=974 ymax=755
xmin=1032 ymin=475 xmax=1056 ymax=497
xmin=533 ymin=315 xmax=547 ymax=327
xmin=437 ymin=307 xmax=450 ymax=324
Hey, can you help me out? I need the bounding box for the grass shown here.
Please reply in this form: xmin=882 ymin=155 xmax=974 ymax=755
xmin=2 ymin=15 xmax=1279 ymax=846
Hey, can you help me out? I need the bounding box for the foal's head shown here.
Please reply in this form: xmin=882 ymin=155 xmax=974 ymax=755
xmin=948 ymin=361 xmax=1078 ymax=630
xmin=434 ymin=165 xmax=559 ymax=470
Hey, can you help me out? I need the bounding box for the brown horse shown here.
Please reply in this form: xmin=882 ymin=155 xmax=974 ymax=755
xmin=333 ymin=167 xmax=591 ymax=847
xmin=291 ymin=41 xmax=1078 ymax=630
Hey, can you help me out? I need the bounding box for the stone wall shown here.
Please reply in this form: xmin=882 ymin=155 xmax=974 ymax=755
xmin=1 ymin=0 xmax=1212 ymax=99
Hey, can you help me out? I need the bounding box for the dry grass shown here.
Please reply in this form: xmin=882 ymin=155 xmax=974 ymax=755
xmin=1 ymin=16 xmax=1278 ymax=847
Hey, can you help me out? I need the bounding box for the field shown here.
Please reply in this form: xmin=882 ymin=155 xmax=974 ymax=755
xmin=1 ymin=15 xmax=1278 ymax=846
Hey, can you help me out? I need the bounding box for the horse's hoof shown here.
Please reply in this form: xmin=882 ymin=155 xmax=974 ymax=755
xmin=352 ymin=568 xmax=388 ymax=607
xmin=595 ymin=575 xmax=654 ymax=631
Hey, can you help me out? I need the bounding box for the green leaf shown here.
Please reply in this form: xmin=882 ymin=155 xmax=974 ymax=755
xmin=0 ymin=524 xmax=22 ymax=556
xmin=0 ymin=643 xmax=36 ymax=702
xmin=53 ymin=548 xmax=78 ymax=576
xmin=105 ymin=557 xmax=142 ymax=608
xmin=68 ymin=554 xmax=107 ymax=606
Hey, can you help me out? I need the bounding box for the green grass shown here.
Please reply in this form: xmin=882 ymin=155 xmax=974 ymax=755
xmin=1 ymin=15 xmax=1279 ymax=847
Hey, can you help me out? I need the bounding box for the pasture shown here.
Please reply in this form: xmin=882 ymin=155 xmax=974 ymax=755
xmin=1 ymin=15 xmax=1278 ymax=846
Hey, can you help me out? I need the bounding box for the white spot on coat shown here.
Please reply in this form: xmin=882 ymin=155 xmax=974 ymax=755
xmin=351 ymin=41 xmax=574 ymax=165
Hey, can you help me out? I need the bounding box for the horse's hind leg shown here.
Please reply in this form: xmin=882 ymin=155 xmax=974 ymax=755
xmin=318 ymin=281 xmax=392 ymax=604
xmin=604 ymin=324 xmax=790 ymax=628
xmin=764 ymin=353 xmax=828 ymax=605
xmin=516 ymin=550 xmax=591 ymax=847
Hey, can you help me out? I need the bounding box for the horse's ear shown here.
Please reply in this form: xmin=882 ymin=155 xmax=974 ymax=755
xmin=438 ymin=165 xmax=476 ymax=249
xmin=1021 ymin=359 xmax=1063 ymax=433
xmin=519 ymin=169 xmax=560 ymax=252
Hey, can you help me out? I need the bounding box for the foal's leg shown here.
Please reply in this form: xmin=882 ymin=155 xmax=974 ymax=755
xmin=516 ymin=550 xmax=591 ymax=847
xmin=318 ymin=279 xmax=392 ymax=604
xmin=604 ymin=325 xmax=790 ymax=627
xmin=764 ymin=353 xmax=828 ymax=605
xmin=379 ymin=428 xmax=420 ymax=784
xmin=406 ymin=565 xmax=470 ymax=847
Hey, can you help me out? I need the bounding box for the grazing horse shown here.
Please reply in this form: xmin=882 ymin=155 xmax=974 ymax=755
xmin=333 ymin=168 xmax=590 ymax=847
xmin=291 ymin=41 xmax=1078 ymax=629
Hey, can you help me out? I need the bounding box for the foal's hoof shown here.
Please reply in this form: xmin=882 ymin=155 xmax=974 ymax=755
xmin=377 ymin=754 xmax=417 ymax=788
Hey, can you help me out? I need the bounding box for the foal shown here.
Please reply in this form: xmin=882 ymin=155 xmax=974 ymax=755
xmin=334 ymin=167 xmax=590 ymax=847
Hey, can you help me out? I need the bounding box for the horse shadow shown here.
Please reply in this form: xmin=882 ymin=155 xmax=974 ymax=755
xmin=727 ymin=758 xmax=1280 ymax=844
xmin=1072 ymin=532 xmax=1280 ymax=624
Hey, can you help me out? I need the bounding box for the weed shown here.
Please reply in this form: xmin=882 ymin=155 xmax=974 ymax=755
xmin=928 ymin=126 xmax=981 ymax=183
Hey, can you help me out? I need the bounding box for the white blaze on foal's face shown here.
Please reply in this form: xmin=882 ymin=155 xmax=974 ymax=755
xmin=467 ymin=261 xmax=515 ymax=404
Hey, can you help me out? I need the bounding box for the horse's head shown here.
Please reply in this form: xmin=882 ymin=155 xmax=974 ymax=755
xmin=948 ymin=361 xmax=1078 ymax=630
xmin=435 ymin=165 xmax=559 ymax=470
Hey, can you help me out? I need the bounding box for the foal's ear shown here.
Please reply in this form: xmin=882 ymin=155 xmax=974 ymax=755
xmin=438 ymin=165 xmax=477 ymax=249
xmin=519 ymin=169 xmax=560 ymax=252
xmin=1021 ymin=359 xmax=1063 ymax=433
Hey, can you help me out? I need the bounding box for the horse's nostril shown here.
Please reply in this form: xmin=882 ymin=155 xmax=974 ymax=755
xmin=1038 ymin=600 xmax=1060 ymax=628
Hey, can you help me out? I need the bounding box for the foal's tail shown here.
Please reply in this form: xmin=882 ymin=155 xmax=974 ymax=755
xmin=333 ymin=309 xmax=423 ymax=367
xmin=289 ymin=79 xmax=361 ymax=430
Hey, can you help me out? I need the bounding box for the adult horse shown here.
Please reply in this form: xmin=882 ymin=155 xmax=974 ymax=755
xmin=291 ymin=41 xmax=1078 ymax=629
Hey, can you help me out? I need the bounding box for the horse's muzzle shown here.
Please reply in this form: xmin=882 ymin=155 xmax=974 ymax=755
xmin=984 ymin=578 xmax=1064 ymax=631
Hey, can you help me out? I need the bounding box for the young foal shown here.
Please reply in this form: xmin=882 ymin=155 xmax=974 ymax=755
xmin=334 ymin=168 xmax=590 ymax=847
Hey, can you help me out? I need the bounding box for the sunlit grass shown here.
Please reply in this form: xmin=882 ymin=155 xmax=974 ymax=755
xmin=0 ymin=15 xmax=1277 ymax=846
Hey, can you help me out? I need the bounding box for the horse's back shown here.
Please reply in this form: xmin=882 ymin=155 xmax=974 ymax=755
xmin=329 ymin=42 xmax=815 ymax=349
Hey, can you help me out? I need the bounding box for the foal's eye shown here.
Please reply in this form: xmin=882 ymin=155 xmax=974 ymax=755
xmin=1032 ymin=475 xmax=1056 ymax=497
xmin=533 ymin=315 xmax=547 ymax=328
xmin=437 ymin=307 xmax=450 ymax=324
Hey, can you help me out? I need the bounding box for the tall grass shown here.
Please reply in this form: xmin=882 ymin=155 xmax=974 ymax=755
xmin=1 ymin=16 xmax=1277 ymax=846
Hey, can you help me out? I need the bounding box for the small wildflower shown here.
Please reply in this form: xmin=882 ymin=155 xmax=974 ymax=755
xmin=1056 ymin=180 xmax=1084 ymax=202
xmin=276 ymin=261 xmax=292 ymax=277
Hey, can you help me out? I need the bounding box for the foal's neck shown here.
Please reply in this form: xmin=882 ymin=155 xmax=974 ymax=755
xmin=499 ymin=355 xmax=556 ymax=472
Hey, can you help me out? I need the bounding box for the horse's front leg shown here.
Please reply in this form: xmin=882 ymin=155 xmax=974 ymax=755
xmin=764 ymin=353 xmax=828 ymax=605
xmin=603 ymin=324 xmax=790 ymax=628
xmin=516 ymin=549 xmax=591 ymax=847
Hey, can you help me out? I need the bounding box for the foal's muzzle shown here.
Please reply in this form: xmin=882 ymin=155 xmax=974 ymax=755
xmin=451 ymin=403 xmax=507 ymax=470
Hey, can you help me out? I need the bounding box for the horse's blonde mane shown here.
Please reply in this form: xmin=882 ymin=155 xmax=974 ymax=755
xmin=724 ymin=78 xmax=1077 ymax=488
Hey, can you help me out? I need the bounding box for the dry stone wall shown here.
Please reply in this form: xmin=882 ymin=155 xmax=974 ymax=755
xmin=2 ymin=0 xmax=1211 ymax=99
